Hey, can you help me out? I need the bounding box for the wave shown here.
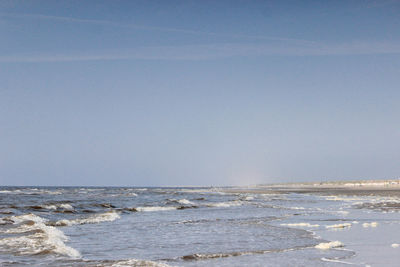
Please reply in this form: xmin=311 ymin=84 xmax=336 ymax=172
xmin=0 ymin=213 xmax=80 ymax=258
xmin=135 ymin=206 xmax=177 ymax=212
xmin=124 ymin=192 xmax=138 ymax=197
xmin=49 ymin=211 xmax=120 ymax=226
xmin=0 ymin=188 xmax=63 ymax=195
xmin=167 ymin=198 xmax=195 ymax=205
xmin=362 ymin=222 xmax=378 ymax=228
xmin=180 ymin=245 xmax=313 ymax=261
xmin=0 ymin=210 xmax=14 ymax=215
xmin=29 ymin=203 xmax=74 ymax=212
xmin=96 ymin=203 xmax=117 ymax=208
xmin=315 ymin=241 xmax=344 ymax=250
xmin=238 ymin=195 xmax=254 ymax=201
xmin=0 ymin=190 xmax=16 ymax=193
xmin=326 ymin=223 xmax=352 ymax=229
xmin=289 ymin=206 xmax=306 ymax=210
xmin=206 ymin=201 xmax=242 ymax=208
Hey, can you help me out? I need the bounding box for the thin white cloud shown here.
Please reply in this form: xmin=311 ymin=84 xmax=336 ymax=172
xmin=0 ymin=13 xmax=315 ymax=44
xmin=1 ymin=42 xmax=400 ymax=63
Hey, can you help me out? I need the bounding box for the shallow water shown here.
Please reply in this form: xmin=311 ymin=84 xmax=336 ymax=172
xmin=0 ymin=186 xmax=399 ymax=266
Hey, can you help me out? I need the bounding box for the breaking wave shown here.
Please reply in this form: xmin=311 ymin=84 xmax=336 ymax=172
xmin=0 ymin=213 xmax=80 ymax=258
xmin=0 ymin=189 xmax=63 ymax=195
xmin=206 ymin=201 xmax=242 ymax=208
xmin=135 ymin=206 xmax=177 ymax=212
xmin=28 ymin=203 xmax=74 ymax=211
xmin=166 ymin=199 xmax=195 ymax=205
xmin=49 ymin=211 xmax=120 ymax=226
xmin=315 ymin=241 xmax=344 ymax=250
xmin=326 ymin=223 xmax=352 ymax=229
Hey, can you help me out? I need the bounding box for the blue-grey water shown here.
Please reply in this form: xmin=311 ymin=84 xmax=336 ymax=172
xmin=1 ymin=186 xmax=399 ymax=266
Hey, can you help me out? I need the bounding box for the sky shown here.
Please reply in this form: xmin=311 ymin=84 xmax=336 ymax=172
xmin=1 ymin=0 xmax=400 ymax=186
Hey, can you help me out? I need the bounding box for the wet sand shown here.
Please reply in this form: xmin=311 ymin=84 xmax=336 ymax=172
xmin=221 ymin=180 xmax=400 ymax=266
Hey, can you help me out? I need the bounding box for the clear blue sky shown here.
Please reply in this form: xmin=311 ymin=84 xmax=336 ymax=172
xmin=1 ymin=0 xmax=400 ymax=186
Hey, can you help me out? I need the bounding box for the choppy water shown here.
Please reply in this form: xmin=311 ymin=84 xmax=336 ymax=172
xmin=1 ymin=186 xmax=399 ymax=266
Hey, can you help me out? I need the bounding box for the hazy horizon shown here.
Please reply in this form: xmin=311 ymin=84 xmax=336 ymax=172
xmin=1 ymin=0 xmax=400 ymax=186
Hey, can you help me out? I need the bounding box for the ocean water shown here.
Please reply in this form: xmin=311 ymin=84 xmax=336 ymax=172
xmin=1 ymin=187 xmax=399 ymax=266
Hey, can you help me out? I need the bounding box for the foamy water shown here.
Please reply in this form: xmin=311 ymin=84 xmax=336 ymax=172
xmin=50 ymin=211 xmax=121 ymax=226
xmin=315 ymin=241 xmax=344 ymax=250
xmin=280 ymin=223 xmax=320 ymax=228
xmin=1 ymin=186 xmax=400 ymax=266
xmin=326 ymin=223 xmax=352 ymax=229
xmin=0 ymin=213 xmax=80 ymax=258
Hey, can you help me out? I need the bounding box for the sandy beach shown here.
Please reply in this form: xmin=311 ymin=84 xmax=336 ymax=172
xmin=220 ymin=179 xmax=400 ymax=266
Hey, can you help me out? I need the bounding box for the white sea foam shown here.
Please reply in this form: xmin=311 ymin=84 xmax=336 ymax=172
xmin=52 ymin=211 xmax=120 ymax=226
xmin=281 ymin=223 xmax=319 ymax=228
xmin=391 ymin=243 xmax=399 ymax=248
xmin=177 ymin=199 xmax=195 ymax=205
xmin=39 ymin=203 xmax=74 ymax=211
xmin=86 ymin=188 xmax=105 ymax=192
xmin=6 ymin=213 xmax=47 ymax=225
xmin=207 ymin=201 xmax=242 ymax=208
xmin=362 ymin=222 xmax=378 ymax=228
xmin=315 ymin=241 xmax=344 ymax=250
xmin=44 ymin=190 xmax=63 ymax=195
xmin=42 ymin=205 xmax=57 ymax=210
xmin=0 ymin=218 xmax=9 ymax=225
xmin=135 ymin=206 xmax=177 ymax=212
xmin=289 ymin=206 xmax=306 ymax=210
xmin=240 ymin=196 xmax=254 ymax=201
xmin=0 ymin=213 xmax=80 ymax=258
xmin=0 ymin=189 xmax=23 ymax=194
xmin=59 ymin=204 xmax=74 ymax=210
xmin=167 ymin=199 xmax=195 ymax=205
xmin=326 ymin=223 xmax=352 ymax=229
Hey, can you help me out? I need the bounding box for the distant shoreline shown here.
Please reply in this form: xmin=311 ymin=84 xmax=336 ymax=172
xmin=222 ymin=179 xmax=400 ymax=196
xmin=259 ymin=179 xmax=400 ymax=188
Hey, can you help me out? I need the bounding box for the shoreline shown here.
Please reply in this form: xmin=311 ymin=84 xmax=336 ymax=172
xmin=221 ymin=179 xmax=400 ymax=196
xmin=248 ymin=179 xmax=400 ymax=266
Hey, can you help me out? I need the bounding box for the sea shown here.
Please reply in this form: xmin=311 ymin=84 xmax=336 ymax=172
xmin=1 ymin=186 xmax=399 ymax=266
